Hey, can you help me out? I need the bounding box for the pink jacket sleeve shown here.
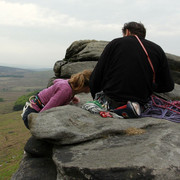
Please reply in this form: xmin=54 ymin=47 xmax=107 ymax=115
xmin=40 ymin=87 xmax=72 ymax=112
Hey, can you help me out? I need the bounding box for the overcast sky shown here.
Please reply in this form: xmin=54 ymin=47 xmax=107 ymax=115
xmin=0 ymin=0 xmax=180 ymax=69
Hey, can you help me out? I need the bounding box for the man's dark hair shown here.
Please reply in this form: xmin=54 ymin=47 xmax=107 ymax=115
xmin=122 ymin=21 xmax=146 ymax=38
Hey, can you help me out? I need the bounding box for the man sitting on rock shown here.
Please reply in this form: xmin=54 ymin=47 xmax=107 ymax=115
xmin=89 ymin=21 xmax=174 ymax=118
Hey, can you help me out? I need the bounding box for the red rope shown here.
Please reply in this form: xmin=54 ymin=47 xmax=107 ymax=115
xmin=134 ymin=35 xmax=156 ymax=83
xmin=151 ymin=95 xmax=180 ymax=115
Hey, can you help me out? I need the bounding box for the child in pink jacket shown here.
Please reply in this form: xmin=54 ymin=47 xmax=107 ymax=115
xmin=22 ymin=69 xmax=92 ymax=129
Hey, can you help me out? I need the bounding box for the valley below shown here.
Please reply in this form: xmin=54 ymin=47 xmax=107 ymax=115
xmin=0 ymin=66 xmax=54 ymax=179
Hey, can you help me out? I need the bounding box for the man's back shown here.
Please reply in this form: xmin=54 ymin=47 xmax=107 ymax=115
xmin=90 ymin=35 xmax=174 ymax=104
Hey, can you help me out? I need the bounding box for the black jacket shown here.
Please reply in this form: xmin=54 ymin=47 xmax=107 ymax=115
xmin=89 ymin=36 xmax=174 ymax=104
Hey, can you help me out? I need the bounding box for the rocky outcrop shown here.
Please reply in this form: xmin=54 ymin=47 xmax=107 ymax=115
xmin=52 ymin=40 xmax=108 ymax=79
xmin=65 ymin=40 xmax=108 ymax=62
xmin=166 ymin=53 xmax=180 ymax=84
xmin=12 ymin=40 xmax=180 ymax=180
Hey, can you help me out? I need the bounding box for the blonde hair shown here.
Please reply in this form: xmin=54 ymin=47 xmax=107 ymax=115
xmin=69 ymin=69 xmax=92 ymax=91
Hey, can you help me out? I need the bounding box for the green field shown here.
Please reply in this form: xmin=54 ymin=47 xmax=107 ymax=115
xmin=0 ymin=69 xmax=53 ymax=179
xmin=0 ymin=111 xmax=31 ymax=180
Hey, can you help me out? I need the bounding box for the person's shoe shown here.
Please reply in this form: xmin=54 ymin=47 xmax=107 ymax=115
xmin=113 ymin=101 xmax=141 ymax=118
xmin=21 ymin=102 xmax=31 ymax=117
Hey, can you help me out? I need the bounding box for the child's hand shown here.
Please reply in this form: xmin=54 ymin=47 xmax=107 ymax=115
xmin=72 ymin=96 xmax=80 ymax=104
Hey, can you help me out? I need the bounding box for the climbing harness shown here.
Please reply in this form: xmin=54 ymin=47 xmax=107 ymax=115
xmin=29 ymin=95 xmax=45 ymax=109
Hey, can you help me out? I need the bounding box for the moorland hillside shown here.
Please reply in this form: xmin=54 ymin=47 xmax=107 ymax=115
xmin=0 ymin=66 xmax=53 ymax=179
xmin=0 ymin=66 xmax=53 ymax=113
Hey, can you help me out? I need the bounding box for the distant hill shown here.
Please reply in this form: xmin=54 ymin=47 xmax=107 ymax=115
xmin=0 ymin=66 xmax=52 ymax=77
xmin=0 ymin=66 xmax=34 ymax=72
xmin=0 ymin=66 xmax=54 ymax=99
xmin=0 ymin=66 xmax=33 ymax=77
